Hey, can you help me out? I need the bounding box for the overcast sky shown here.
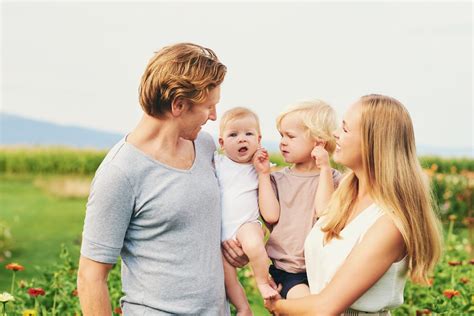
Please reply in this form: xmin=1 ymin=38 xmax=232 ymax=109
xmin=1 ymin=1 xmax=472 ymax=154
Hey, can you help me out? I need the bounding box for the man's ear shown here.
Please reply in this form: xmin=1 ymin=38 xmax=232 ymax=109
xmin=218 ymin=137 xmax=224 ymax=148
xmin=170 ymin=97 xmax=188 ymax=117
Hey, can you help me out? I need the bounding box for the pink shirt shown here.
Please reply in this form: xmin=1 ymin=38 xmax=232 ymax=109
xmin=265 ymin=167 xmax=342 ymax=273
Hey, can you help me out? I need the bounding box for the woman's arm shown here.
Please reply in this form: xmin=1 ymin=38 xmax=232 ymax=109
xmin=266 ymin=215 xmax=406 ymax=315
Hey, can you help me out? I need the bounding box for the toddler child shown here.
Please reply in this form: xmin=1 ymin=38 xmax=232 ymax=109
xmin=253 ymin=100 xmax=342 ymax=299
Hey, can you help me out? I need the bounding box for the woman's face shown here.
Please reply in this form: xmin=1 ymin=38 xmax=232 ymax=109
xmin=333 ymin=101 xmax=363 ymax=171
xmin=180 ymin=86 xmax=220 ymax=141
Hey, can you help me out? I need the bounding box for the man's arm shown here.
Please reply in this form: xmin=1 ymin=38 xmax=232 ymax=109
xmin=79 ymin=164 xmax=135 ymax=313
xmin=77 ymin=256 xmax=114 ymax=315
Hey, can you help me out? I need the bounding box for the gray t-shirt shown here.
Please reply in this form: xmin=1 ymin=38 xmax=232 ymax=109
xmin=81 ymin=132 xmax=227 ymax=315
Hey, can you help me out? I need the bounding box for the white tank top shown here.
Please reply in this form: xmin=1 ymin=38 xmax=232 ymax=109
xmin=215 ymin=153 xmax=260 ymax=241
xmin=304 ymin=203 xmax=408 ymax=312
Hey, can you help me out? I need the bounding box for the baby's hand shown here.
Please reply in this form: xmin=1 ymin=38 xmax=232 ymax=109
xmin=253 ymin=147 xmax=271 ymax=174
xmin=311 ymin=143 xmax=330 ymax=170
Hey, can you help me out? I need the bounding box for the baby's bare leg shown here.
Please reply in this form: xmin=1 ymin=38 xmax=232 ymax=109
xmin=236 ymin=222 xmax=278 ymax=299
xmin=222 ymin=255 xmax=252 ymax=315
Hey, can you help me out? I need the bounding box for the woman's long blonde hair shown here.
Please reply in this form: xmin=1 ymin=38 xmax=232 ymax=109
xmin=321 ymin=94 xmax=442 ymax=284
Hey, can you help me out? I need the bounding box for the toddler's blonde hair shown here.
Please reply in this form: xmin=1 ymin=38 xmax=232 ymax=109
xmin=276 ymin=100 xmax=337 ymax=154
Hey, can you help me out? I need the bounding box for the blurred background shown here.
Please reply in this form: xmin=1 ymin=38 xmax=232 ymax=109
xmin=1 ymin=1 xmax=472 ymax=314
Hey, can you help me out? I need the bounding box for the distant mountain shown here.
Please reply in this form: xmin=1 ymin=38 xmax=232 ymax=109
xmin=416 ymin=144 xmax=473 ymax=158
xmin=0 ymin=112 xmax=124 ymax=149
xmin=0 ymin=112 xmax=471 ymax=156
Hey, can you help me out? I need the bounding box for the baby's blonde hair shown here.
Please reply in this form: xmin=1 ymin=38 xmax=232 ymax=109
xmin=219 ymin=107 xmax=261 ymax=136
xmin=276 ymin=100 xmax=337 ymax=154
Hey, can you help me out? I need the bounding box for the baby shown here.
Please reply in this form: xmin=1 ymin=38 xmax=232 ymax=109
xmin=215 ymin=107 xmax=278 ymax=315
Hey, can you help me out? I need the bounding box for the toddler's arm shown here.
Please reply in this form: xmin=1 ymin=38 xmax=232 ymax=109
xmin=253 ymin=148 xmax=280 ymax=224
xmin=312 ymin=145 xmax=335 ymax=218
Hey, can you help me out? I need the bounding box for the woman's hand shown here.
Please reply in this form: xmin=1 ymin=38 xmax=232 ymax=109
xmin=221 ymin=239 xmax=249 ymax=268
xmin=253 ymin=147 xmax=271 ymax=174
xmin=264 ymin=297 xmax=282 ymax=315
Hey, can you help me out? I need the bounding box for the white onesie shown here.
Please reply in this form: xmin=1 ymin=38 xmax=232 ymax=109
xmin=215 ymin=153 xmax=260 ymax=241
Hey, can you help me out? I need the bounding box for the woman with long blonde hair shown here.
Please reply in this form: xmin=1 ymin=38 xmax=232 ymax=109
xmin=265 ymin=94 xmax=442 ymax=315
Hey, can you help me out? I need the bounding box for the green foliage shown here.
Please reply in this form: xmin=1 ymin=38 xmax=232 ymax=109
xmin=0 ymin=148 xmax=106 ymax=175
xmin=419 ymin=156 xmax=474 ymax=173
xmin=1 ymin=148 xmax=471 ymax=176
xmin=0 ymin=174 xmax=86 ymax=289
xmin=429 ymin=173 xmax=474 ymax=223
xmin=230 ymin=267 xmax=268 ymax=315
xmin=0 ymin=221 xmax=13 ymax=263
xmin=393 ymin=221 xmax=474 ymax=316
xmin=268 ymin=153 xmax=289 ymax=168
xmin=0 ymin=246 xmax=123 ymax=315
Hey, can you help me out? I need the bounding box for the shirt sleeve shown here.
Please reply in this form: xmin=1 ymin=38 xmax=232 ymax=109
xmin=80 ymin=163 xmax=135 ymax=264
xmin=199 ymin=131 xmax=217 ymax=154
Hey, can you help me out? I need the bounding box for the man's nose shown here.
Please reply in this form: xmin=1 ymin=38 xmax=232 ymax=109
xmin=208 ymin=107 xmax=217 ymax=121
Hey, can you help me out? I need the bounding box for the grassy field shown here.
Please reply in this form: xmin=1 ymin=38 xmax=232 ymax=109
xmin=0 ymin=174 xmax=89 ymax=288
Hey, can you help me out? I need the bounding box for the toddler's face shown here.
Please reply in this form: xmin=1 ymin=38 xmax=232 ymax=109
xmin=279 ymin=113 xmax=316 ymax=164
xmin=219 ymin=116 xmax=261 ymax=163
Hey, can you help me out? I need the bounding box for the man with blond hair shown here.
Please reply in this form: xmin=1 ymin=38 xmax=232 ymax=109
xmin=77 ymin=43 xmax=237 ymax=315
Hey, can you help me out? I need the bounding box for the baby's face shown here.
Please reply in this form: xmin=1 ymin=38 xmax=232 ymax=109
xmin=219 ymin=116 xmax=261 ymax=163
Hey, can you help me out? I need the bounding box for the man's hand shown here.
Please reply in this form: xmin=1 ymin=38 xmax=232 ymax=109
xmin=221 ymin=239 xmax=249 ymax=268
xmin=311 ymin=142 xmax=330 ymax=170
xmin=253 ymin=147 xmax=271 ymax=174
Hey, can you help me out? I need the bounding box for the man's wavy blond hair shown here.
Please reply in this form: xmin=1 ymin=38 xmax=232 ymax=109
xmin=321 ymin=94 xmax=442 ymax=284
xmin=139 ymin=43 xmax=227 ymax=118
